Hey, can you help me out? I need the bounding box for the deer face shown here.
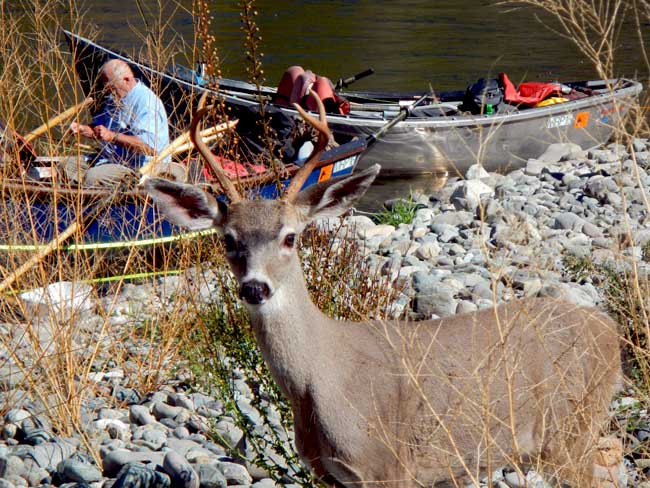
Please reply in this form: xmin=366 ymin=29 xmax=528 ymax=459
xmin=143 ymin=165 xmax=380 ymax=307
xmin=221 ymin=199 xmax=307 ymax=305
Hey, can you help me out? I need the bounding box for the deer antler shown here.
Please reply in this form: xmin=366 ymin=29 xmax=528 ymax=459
xmin=283 ymin=90 xmax=332 ymax=202
xmin=190 ymin=104 xmax=242 ymax=203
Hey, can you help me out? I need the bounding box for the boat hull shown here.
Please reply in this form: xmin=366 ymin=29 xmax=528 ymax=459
xmin=1 ymin=144 xmax=361 ymax=246
xmin=63 ymin=30 xmax=642 ymax=178
xmin=339 ymin=95 xmax=633 ymax=177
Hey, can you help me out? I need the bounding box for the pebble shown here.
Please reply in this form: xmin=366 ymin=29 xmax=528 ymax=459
xmin=163 ymin=451 xmax=199 ymax=488
xmin=56 ymin=458 xmax=103 ymax=483
xmin=1 ymin=141 xmax=648 ymax=487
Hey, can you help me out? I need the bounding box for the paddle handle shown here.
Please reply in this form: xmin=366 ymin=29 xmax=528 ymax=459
xmin=366 ymin=93 xmax=430 ymax=147
xmin=335 ymin=68 xmax=375 ymax=90
xmin=24 ymin=97 xmax=94 ymax=143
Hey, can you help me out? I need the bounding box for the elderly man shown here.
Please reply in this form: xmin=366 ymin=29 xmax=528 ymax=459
xmin=69 ymin=59 xmax=170 ymax=185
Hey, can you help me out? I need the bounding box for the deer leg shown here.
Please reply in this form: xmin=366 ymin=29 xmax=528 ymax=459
xmin=540 ymin=405 xmax=601 ymax=487
xmin=321 ymin=457 xmax=367 ymax=487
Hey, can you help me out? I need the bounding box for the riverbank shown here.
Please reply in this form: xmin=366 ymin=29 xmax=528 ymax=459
xmin=1 ymin=139 xmax=650 ymax=487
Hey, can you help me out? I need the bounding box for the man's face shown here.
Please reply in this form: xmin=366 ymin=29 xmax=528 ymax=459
xmin=101 ymin=70 xmax=130 ymax=99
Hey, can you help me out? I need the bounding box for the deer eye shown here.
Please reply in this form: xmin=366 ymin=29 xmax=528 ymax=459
xmin=283 ymin=233 xmax=296 ymax=249
xmin=223 ymin=234 xmax=237 ymax=254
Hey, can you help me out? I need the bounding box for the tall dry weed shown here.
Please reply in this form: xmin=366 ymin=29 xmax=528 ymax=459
xmin=0 ymin=1 xmax=208 ymax=463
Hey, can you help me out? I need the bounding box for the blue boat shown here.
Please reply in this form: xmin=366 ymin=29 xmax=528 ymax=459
xmin=0 ymin=138 xmax=364 ymax=249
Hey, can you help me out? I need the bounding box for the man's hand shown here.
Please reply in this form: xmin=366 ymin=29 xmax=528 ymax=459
xmin=93 ymin=125 xmax=117 ymax=143
xmin=70 ymin=122 xmax=95 ymax=138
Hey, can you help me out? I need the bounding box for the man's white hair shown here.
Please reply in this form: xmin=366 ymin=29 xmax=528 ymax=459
xmin=100 ymin=59 xmax=133 ymax=81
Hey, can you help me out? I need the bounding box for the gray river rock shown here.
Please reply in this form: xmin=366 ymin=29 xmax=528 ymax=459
xmin=2 ymin=141 xmax=649 ymax=486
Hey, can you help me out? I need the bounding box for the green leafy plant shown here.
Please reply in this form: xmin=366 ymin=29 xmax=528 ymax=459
xmin=372 ymin=195 xmax=422 ymax=226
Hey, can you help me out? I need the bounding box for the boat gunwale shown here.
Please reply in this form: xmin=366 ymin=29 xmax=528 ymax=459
xmin=64 ymin=30 xmax=643 ymax=138
xmin=1 ymin=138 xmax=366 ymax=202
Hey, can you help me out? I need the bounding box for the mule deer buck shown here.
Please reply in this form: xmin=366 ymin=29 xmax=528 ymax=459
xmin=143 ymin=93 xmax=622 ymax=487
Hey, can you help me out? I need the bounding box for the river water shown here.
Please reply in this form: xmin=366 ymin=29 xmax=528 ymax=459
xmin=80 ymin=0 xmax=648 ymax=210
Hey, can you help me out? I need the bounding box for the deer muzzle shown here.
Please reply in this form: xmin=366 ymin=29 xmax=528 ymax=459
xmin=239 ymin=280 xmax=271 ymax=305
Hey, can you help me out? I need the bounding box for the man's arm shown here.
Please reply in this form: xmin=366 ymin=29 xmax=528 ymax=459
xmin=93 ymin=125 xmax=155 ymax=156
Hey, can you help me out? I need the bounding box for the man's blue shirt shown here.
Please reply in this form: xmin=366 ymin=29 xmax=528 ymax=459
xmin=92 ymin=81 xmax=170 ymax=167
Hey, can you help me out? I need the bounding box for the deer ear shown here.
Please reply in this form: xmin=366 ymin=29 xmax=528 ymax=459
xmin=143 ymin=177 xmax=227 ymax=230
xmin=294 ymin=164 xmax=380 ymax=220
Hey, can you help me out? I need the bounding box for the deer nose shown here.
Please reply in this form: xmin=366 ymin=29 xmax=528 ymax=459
xmin=239 ymin=280 xmax=271 ymax=305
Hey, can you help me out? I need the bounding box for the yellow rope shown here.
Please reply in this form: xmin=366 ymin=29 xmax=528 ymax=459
xmin=0 ymin=228 xmax=218 ymax=252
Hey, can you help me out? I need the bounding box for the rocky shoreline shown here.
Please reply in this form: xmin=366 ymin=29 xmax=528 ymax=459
xmin=2 ymin=139 xmax=650 ymax=487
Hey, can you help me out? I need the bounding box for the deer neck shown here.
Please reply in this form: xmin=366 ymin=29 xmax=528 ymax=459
xmin=245 ymin=259 xmax=332 ymax=398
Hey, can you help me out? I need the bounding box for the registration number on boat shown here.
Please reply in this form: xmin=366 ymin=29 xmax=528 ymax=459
xmin=545 ymin=114 xmax=573 ymax=128
xmin=333 ymin=156 xmax=356 ymax=173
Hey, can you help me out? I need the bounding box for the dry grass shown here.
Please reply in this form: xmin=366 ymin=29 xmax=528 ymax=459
xmin=0 ymin=0 xmax=649 ymax=486
xmin=0 ymin=1 xmax=207 ymax=464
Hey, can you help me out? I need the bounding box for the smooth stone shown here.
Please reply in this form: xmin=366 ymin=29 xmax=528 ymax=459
xmin=112 ymin=462 xmax=171 ymax=488
xmin=2 ymin=477 xmax=24 ymax=488
xmin=216 ymin=461 xmax=253 ymax=486
xmin=465 ymin=164 xmax=490 ymax=180
xmin=414 ymin=242 xmax=441 ymax=260
xmin=103 ymin=421 xmax=131 ymax=441
xmin=20 ymin=459 xmax=48 ymax=486
xmin=171 ymin=426 xmax=191 ymax=439
xmin=252 ymin=479 xmax=277 ymax=488
xmin=430 ymin=211 xmax=474 ymax=227
xmin=551 ymin=212 xmax=583 ymax=230
xmin=152 ymin=401 xmax=184 ymax=420
xmin=581 ymin=221 xmax=603 ymax=238
xmin=98 ymin=408 xmax=127 ymax=420
xmin=235 ymin=399 xmax=263 ymax=427
xmin=413 ymin=287 xmax=457 ymax=318
xmin=27 ymin=439 xmax=77 ymax=471
xmin=537 ymin=142 xmax=583 ymax=163
xmin=57 ymin=459 xmax=103 ymax=483
xmin=215 ymin=419 xmax=245 ymax=447
xmin=1 ymin=424 xmax=17 ymax=440
xmin=114 ymin=388 xmax=142 ymax=405
xmin=456 ymin=300 xmax=478 ymax=314
xmin=184 ymin=446 xmax=219 ymax=463
xmin=343 ymin=214 xmax=375 ymax=233
xmin=0 ymin=455 xmax=24 ymax=478
xmin=134 ymin=429 xmax=167 ymax=451
xmin=524 ymin=158 xmax=546 ymax=176
xmin=450 ymin=180 xmax=494 ymax=211
xmin=187 ymin=415 xmax=211 ymax=434
xmin=164 ymin=438 xmax=204 ymax=457
xmin=196 ymin=463 xmax=227 ymax=488
xmin=101 ymin=449 xmax=166 ymax=478
xmin=160 ymin=417 xmax=178 ymax=429
xmin=17 ymin=282 xmax=94 ymax=320
xmin=162 ymin=451 xmax=199 ymax=488
xmin=22 ymin=427 xmax=52 ymax=445
xmin=358 ymin=224 xmax=395 ymax=240
xmin=129 ymin=405 xmax=157 ymax=426
xmin=4 ymin=410 xmax=31 ymax=426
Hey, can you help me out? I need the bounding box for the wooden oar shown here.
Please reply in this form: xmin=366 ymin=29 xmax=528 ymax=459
xmin=24 ymin=97 xmax=94 ymax=143
xmin=167 ymin=132 xmax=222 ymax=157
xmin=0 ymin=185 xmax=122 ymax=295
xmin=138 ymin=119 xmax=239 ymax=177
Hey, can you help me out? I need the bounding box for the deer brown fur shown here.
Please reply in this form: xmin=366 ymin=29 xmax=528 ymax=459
xmin=143 ymin=95 xmax=622 ymax=487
